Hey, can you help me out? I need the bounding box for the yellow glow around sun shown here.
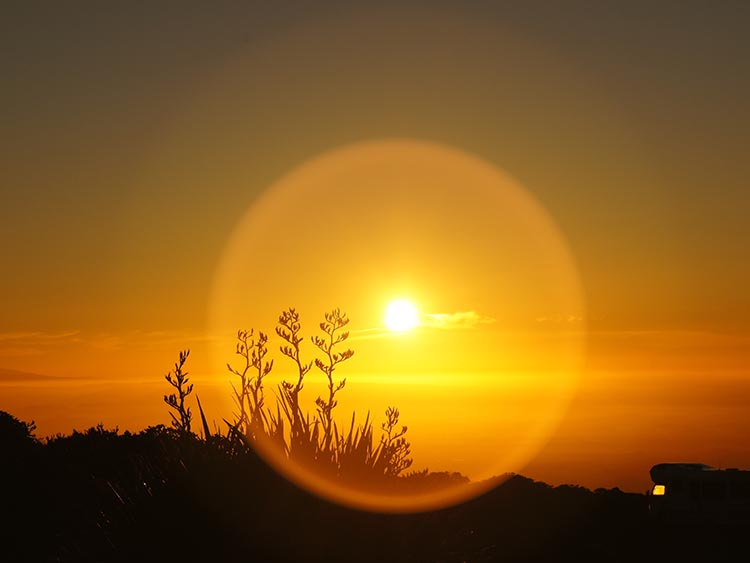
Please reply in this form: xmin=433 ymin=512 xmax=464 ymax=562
xmin=384 ymin=299 xmax=419 ymax=332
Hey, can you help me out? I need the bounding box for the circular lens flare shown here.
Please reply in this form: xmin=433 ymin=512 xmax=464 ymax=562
xmin=209 ymin=139 xmax=585 ymax=513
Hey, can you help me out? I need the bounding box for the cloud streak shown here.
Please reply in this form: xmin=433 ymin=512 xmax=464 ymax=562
xmin=0 ymin=329 xmax=219 ymax=357
xmin=349 ymin=311 xmax=497 ymax=340
xmin=421 ymin=311 xmax=496 ymax=330
xmin=0 ymin=330 xmax=81 ymax=342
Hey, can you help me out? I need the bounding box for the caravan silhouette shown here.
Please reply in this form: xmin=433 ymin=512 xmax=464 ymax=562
xmin=649 ymin=463 xmax=750 ymax=523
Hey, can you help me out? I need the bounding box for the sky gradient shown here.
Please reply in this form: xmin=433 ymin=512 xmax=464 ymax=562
xmin=2 ymin=1 xmax=749 ymax=494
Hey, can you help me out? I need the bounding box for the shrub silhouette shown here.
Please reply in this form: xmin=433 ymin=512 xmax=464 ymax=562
xmin=0 ymin=410 xmax=38 ymax=450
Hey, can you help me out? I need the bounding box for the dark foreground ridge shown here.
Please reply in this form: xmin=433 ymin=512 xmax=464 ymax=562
xmin=0 ymin=411 xmax=745 ymax=563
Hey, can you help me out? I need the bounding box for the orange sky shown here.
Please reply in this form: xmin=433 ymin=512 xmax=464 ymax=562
xmin=2 ymin=2 xmax=749 ymax=496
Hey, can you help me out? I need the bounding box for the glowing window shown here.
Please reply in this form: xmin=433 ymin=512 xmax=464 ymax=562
xmin=652 ymin=484 xmax=666 ymax=496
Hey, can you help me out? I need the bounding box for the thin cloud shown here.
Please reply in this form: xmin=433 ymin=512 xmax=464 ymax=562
xmin=534 ymin=315 xmax=584 ymax=325
xmin=422 ymin=311 xmax=496 ymax=330
xmin=0 ymin=330 xmax=81 ymax=342
xmin=0 ymin=330 xmax=82 ymax=358
xmin=0 ymin=329 xmax=219 ymax=356
xmin=345 ymin=311 xmax=498 ymax=341
xmin=350 ymin=327 xmax=393 ymax=341
xmin=0 ymin=346 xmax=45 ymax=358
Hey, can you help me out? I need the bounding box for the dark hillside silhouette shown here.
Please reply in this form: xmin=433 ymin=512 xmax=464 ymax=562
xmin=1 ymin=410 xmax=746 ymax=562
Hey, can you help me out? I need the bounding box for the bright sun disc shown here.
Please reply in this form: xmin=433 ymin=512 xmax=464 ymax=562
xmin=385 ymin=299 xmax=419 ymax=332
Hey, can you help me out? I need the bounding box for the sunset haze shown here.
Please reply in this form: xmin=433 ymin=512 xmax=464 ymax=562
xmin=2 ymin=1 xmax=749 ymax=499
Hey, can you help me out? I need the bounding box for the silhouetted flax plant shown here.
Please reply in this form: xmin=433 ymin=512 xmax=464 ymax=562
xmin=163 ymin=350 xmax=193 ymax=433
xmin=311 ymin=308 xmax=353 ymax=455
xmin=247 ymin=308 xmax=414 ymax=485
xmin=166 ymin=307 xmax=414 ymax=487
xmin=226 ymin=329 xmax=273 ymax=440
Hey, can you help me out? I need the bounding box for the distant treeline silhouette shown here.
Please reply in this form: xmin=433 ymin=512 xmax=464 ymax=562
xmin=2 ymin=409 xmax=745 ymax=562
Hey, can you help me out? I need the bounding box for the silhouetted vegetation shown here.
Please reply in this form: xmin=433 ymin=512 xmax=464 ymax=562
xmin=0 ymin=410 xmax=37 ymax=451
xmin=163 ymin=349 xmax=193 ymax=433
xmin=3 ymin=409 xmax=748 ymax=562
xmin=2 ymin=310 xmax=747 ymax=562
xmin=202 ymin=308 xmax=416 ymax=491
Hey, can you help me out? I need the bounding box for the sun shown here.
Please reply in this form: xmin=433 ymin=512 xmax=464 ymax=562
xmin=384 ymin=299 xmax=419 ymax=332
